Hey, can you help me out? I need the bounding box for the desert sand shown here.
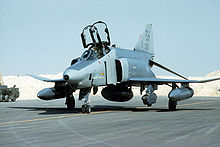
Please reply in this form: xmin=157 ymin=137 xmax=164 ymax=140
xmin=2 ymin=71 xmax=220 ymax=100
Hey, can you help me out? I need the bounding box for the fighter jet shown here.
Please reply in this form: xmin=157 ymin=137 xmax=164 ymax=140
xmin=28 ymin=21 xmax=220 ymax=113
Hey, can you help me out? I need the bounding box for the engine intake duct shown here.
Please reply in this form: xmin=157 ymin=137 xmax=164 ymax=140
xmin=101 ymin=85 xmax=133 ymax=102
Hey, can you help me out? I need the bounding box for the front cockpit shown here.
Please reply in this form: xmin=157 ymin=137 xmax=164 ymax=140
xmin=64 ymin=21 xmax=112 ymax=80
xmin=80 ymin=49 xmax=97 ymax=61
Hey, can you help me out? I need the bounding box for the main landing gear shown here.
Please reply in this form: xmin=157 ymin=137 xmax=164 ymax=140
xmin=141 ymin=84 xmax=178 ymax=111
xmin=168 ymin=99 xmax=177 ymax=111
xmin=168 ymin=83 xmax=178 ymax=111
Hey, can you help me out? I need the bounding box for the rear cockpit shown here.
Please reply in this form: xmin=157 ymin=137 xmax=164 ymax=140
xmin=81 ymin=21 xmax=111 ymax=48
xmin=81 ymin=21 xmax=111 ymax=59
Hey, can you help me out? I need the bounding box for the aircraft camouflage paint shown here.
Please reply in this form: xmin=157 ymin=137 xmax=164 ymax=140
xmin=28 ymin=21 xmax=220 ymax=113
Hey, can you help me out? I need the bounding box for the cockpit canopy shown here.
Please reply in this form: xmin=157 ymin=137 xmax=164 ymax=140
xmin=81 ymin=21 xmax=111 ymax=49
xmin=80 ymin=49 xmax=97 ymax=61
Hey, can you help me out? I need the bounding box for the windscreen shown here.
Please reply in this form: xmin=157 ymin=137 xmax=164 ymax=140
xmin=80 ymin=50 xmax=97 ymax=61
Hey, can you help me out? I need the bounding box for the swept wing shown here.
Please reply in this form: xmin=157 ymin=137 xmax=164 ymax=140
xmin=129 ymin=77 xmax=220 ymax=85
xmin=27 ymin=74 xmax=66 ymax=82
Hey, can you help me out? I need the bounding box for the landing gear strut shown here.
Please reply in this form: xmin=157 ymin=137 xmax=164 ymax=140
xmin=168 ymin=83 xmax=178 ymax=111
xmin=81 ymin=92 xmax=91 ymax=113
xmin=79 ymin=88 xmax=91 ymax=113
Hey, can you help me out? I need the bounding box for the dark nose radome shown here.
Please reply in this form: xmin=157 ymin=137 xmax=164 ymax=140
xmin=63 ymin=75 xmax=69 ymax=80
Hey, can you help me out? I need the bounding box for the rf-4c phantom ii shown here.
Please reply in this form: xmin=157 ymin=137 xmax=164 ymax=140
xmin=28 ymin=21 xmax=220 ymax=113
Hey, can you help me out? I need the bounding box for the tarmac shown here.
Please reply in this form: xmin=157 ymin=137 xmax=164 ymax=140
xmin=1 ymin=96 xmax=220 ymax=147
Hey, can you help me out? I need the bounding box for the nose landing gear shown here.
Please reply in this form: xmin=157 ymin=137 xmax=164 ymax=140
xmin=79 ymin=88 xmax=92 ymax=113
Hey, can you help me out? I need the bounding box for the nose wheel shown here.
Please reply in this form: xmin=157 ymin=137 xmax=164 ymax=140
xmin=79 ymin=88 xmax=92 ymax=113
xmin=82 ymin=104 xmax=91 ymax=113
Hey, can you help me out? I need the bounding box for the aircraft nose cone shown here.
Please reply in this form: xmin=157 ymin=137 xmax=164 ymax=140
xmin=63 ymin=75 xmax=69 ymax=80
xmin=63 ymin=69 xmax=87 ymax=83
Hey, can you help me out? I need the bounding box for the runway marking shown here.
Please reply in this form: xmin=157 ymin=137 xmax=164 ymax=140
xmin=0 ymin=110 xmax=112 ymax=125
xmin=178 ymin=100 xmax=217 ymax=107
xmin=166 ymin=134 xmax=190 ymax=143
xmin=58 ymin=119 xmax=112 ymax=146
xmin=166 ymin=126 xmax=209 ymax=143
xmin=205 ymin=126 xmax=219 ymax=135
xmin=0 ymin=100 xmax=218 ymax=125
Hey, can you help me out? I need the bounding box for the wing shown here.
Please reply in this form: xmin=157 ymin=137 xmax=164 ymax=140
xmin=145 ymin=60 xmax=220 ymax=84
xmin=27 ymin=74 xmax=66 ymax=82
xmin=129 ymin=77 xmax=220 ymax=85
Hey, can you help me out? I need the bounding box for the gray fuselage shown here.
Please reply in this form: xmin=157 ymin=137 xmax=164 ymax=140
xmin=63 ymin=47 xmax=155 ymax=89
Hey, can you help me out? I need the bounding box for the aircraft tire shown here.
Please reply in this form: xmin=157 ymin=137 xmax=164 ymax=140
xmin=82 ymin=105 xmax=91 ymax=113
xmin=168 ymin=99 xmax=177 ymax=111
xmin=85 ymin=105 xmax=91 ymax=113
xmin=82 ymin=105 xmax=86 ymax=113
xmin=66 ymin=95 xmax=75 ymax=110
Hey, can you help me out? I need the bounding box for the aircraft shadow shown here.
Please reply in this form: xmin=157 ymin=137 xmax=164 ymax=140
xmin=93 ymin=105 xmax=213 ymax=112
xmin=9 ymin=105 xmax=213 ymax=115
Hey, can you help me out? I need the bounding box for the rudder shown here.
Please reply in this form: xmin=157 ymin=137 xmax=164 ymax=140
xmin=134 ymin=24 xmax=154 ymax=56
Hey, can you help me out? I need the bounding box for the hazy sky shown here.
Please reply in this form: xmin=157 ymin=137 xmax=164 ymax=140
xmin=1 ymin=0 xmax=219 ymax=76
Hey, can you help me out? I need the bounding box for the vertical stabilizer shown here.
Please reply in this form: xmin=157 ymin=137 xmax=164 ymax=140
xmin=134 ymin=24 xmax=154 ymax=56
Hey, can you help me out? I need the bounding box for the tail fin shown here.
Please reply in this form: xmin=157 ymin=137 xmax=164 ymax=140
xmin=134 ymin=24 xmax=154 ymax=56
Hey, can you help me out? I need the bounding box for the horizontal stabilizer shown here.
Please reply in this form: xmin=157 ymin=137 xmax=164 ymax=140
xmin=27 ymin=74 xmax=66 ymax=82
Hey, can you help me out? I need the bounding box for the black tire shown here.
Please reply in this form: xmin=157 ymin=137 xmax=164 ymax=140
xmin=141 ymin=94 xmax=148 ymax=105
xmin=66 ymin=95 xmax=75 ymax=110
xmin=169 ymin=100 xmax=177 ymax=111
xmin=82 ymin=105 xmax=91 ymax=113
xmin=11 ymin=99 xmax=16 ymax=102
xmin=81 ymin=105 xmax=86 ymax=113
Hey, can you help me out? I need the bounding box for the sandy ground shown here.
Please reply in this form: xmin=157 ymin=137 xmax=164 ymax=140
xmin=2 ymin=71 xmax=220 ymax=100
